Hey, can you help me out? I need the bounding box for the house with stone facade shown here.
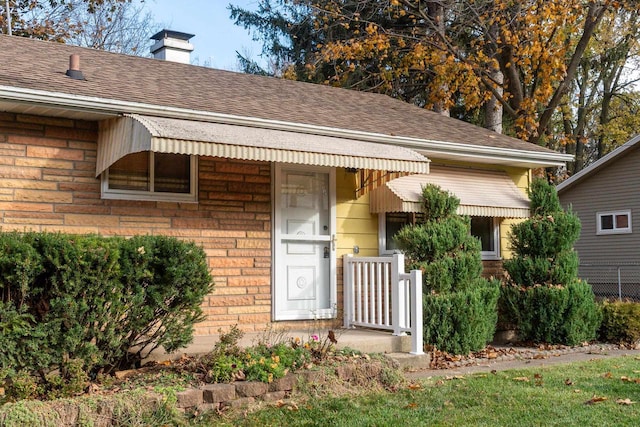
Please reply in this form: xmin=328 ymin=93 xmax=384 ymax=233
xmin=0 ymin=31 xmax=572 ymax=336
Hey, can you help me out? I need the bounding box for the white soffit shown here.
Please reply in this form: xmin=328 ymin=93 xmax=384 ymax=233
xmin=96 ymin=114 xmax=430 ymax=176
xmin=370 ymin=166 xmax=530 ymax=218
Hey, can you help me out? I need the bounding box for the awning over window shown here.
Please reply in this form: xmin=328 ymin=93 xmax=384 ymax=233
xmin=369 ymin=167 xmax=530 ymax=218
xmin=96 ymin=114 xmax=430 ymax=177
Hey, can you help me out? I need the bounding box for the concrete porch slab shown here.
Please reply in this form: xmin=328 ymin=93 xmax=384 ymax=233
xmin=144 ymin=327 xmax=416 ymax=363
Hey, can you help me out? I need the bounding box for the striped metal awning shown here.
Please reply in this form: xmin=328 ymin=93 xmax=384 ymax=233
xmin=370 ymin=166 xmax=530 ymax=218
xmin=96 ymin=114 xmax=430 ymax=177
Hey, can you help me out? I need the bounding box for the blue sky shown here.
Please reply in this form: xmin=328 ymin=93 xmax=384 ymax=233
xmin=149 ymin=0 xmax=264 ymax=70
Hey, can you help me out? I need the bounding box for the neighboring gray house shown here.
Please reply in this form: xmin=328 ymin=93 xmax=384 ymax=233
xmin=557 ymin=135 xmax=640 ymax=299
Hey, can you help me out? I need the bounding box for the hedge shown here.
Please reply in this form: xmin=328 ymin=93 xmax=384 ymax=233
xmin=0 ymin=232 xmax=213 ymax=387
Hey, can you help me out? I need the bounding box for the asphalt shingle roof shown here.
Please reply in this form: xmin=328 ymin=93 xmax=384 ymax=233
xmin=0 ymin=34 xmax=556 ymax=156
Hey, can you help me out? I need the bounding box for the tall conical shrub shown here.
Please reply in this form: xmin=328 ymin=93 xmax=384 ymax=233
xmin=394 ymin=185 xmax=483 ymax=294
xmin=501 ymin=179 xmax=600 ymax=345
xmin=394 ymin=184 xmax=499 ymax=354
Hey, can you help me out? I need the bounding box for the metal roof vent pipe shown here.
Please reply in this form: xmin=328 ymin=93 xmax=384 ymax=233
xmin=65 ymin=54 xmax=85 ymax=80
xmin=150 ymin=29 xmax=195 ymax=64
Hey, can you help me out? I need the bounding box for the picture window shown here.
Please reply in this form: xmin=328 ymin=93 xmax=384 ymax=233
xmin=102 ymin=152 xmax=197 ymax=202
xmin=379 ymin=213 xmax=500 ymax=260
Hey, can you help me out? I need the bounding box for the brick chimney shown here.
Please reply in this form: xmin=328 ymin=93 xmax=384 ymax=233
xmin=150 ymin=29 xmax=195 ymax=64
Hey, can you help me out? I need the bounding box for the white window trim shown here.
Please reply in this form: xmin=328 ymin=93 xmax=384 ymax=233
xmin=378 ymin=213 xmax=395 ymax=256
xmin=596 ymin=210 xmax=632 ymax=235
xmin=378 ymin=213 xmax=501 ymax=261
xmin=101 ymin=153 xmax=198 ymax=203
xmin=478 ymin=217 xmax=501 ymax=261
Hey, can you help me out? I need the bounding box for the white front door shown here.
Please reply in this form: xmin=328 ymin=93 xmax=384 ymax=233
xmin=274 ymin=165 xmax=336 ymax=320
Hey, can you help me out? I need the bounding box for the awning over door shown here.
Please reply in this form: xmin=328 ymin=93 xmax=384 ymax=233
xmin=96 ymin=114 xmax=430 ymax=177
xmin=369 ymin=166 xmax=530 ymax=218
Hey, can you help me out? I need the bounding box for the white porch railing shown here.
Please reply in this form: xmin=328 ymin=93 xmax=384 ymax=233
xmin=343 ymin=253 xmax=423 ymax=355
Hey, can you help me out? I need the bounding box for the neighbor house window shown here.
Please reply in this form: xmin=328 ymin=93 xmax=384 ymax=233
xmin=597 ymin=210 xmax=631 ymax=235
xmin=378 ymin=213 xmax=500 ymax=259
xmin=102 ymin=152 xmax=197 ymax=202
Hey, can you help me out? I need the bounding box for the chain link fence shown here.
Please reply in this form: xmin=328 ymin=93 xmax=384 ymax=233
xmin=579 ymin=264 xmax=640 ymax=301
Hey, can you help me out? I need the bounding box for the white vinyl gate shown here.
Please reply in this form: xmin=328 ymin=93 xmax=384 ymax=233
xmin=342 ymin=254 xmax=423 ymax=355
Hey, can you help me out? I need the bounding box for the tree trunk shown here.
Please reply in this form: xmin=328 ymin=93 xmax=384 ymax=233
xmin=532 ymin=3 xmax=607 ymax=144
xmin=427 ymin=1 xmax=449 ymax=116
xmin=484 ymin=66 xmax=504 ymax=133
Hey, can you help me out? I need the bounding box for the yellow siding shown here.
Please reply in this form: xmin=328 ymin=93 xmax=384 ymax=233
xmin=336 ymin=163 xmax=532 ymax=261
xmin=336 ymin=168 xmax=379 ymax=257
xmin=499 ymin=167 xmax=530 ymax=259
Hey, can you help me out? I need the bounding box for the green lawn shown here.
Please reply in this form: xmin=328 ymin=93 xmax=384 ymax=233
xmin=214 ymin=356 xmax=640 ymax=426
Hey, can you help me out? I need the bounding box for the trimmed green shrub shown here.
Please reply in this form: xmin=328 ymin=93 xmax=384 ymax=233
xmin=501 ymin=179 xmax=600 ymax=345
xmin=423 ymin=280 xmax=500 ymax=355
xmin=393 ymin=185 xmax=484 ymax=294
xmin=393 ymin=184 xmax=498 ymax=354
xmin=599 ymin=300 xmax=640 ymax=345
xmin=500 ymin=281 xmax=601 ymax=345
xmin=503 ymin=180 xmax=581 ymax=287
xmin=0 ymin=231 xmax=212 ymax=400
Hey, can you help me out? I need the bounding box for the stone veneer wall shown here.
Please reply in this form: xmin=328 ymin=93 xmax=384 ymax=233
xmin=0 ymin=112 xmax=279 ymax=334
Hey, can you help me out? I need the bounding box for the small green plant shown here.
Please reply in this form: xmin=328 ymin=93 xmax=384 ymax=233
xmin=193 ymin=326 xmax=246 ymax=383
xmin=599 ymin=300 xmax=640 ymax=345
xmin=4 ymin=369 xmax=40 ymax=402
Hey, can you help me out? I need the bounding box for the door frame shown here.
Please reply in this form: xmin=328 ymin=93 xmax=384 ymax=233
xmin=272 ymin=163 xmax=337 ymax=321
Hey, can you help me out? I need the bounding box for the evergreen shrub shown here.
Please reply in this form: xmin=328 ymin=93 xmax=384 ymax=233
xmin=501 ymin=179 xmax=601 ymax=344
xmin=0 ymin=231 xmax=212 ymax=399
xmin=423 ymin=280 xmax=500 ymax=355
xmin=500 ymin=281 xmax=600 ymax=345
xmin=599 ymin=300 xmax=640 ymax=345
xmin=394 ymin=184 xmax=498 ymax=354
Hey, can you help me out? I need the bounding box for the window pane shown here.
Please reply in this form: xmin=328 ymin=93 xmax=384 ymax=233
xmin=615 ymin=214 xmax=629 ymax=229
xmin=600 ymin=215 xmax=614 ymax=230
xmin=154 ymin=153 xmax=190 ymax=193
xmin=386 ymin=212 xmax=413 ymax=251
xmin=108 ymin=152 xmax=149 ymax=191
xmin=471 ymin=217 xmax=494 ymax=252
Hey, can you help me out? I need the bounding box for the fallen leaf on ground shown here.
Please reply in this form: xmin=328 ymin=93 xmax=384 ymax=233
xmin=405 ymin=402 xmax=418 ymax=409
xmin=513 ymin=377 xmax=529 ymax=382
xmin=616 ymin=399 xmax=635 ymax=405
xmin=585 ymin=396 xmax=607 ymax=405
xmin=565 ymin=379 xmax=574 ymax=386
xmin=533 ymin=354 xmax=548 ymax=360
xmin=602 ymin=372 xmax=613 ymax=379
xmin=408 ymin=383 xmax=422 ymax=390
